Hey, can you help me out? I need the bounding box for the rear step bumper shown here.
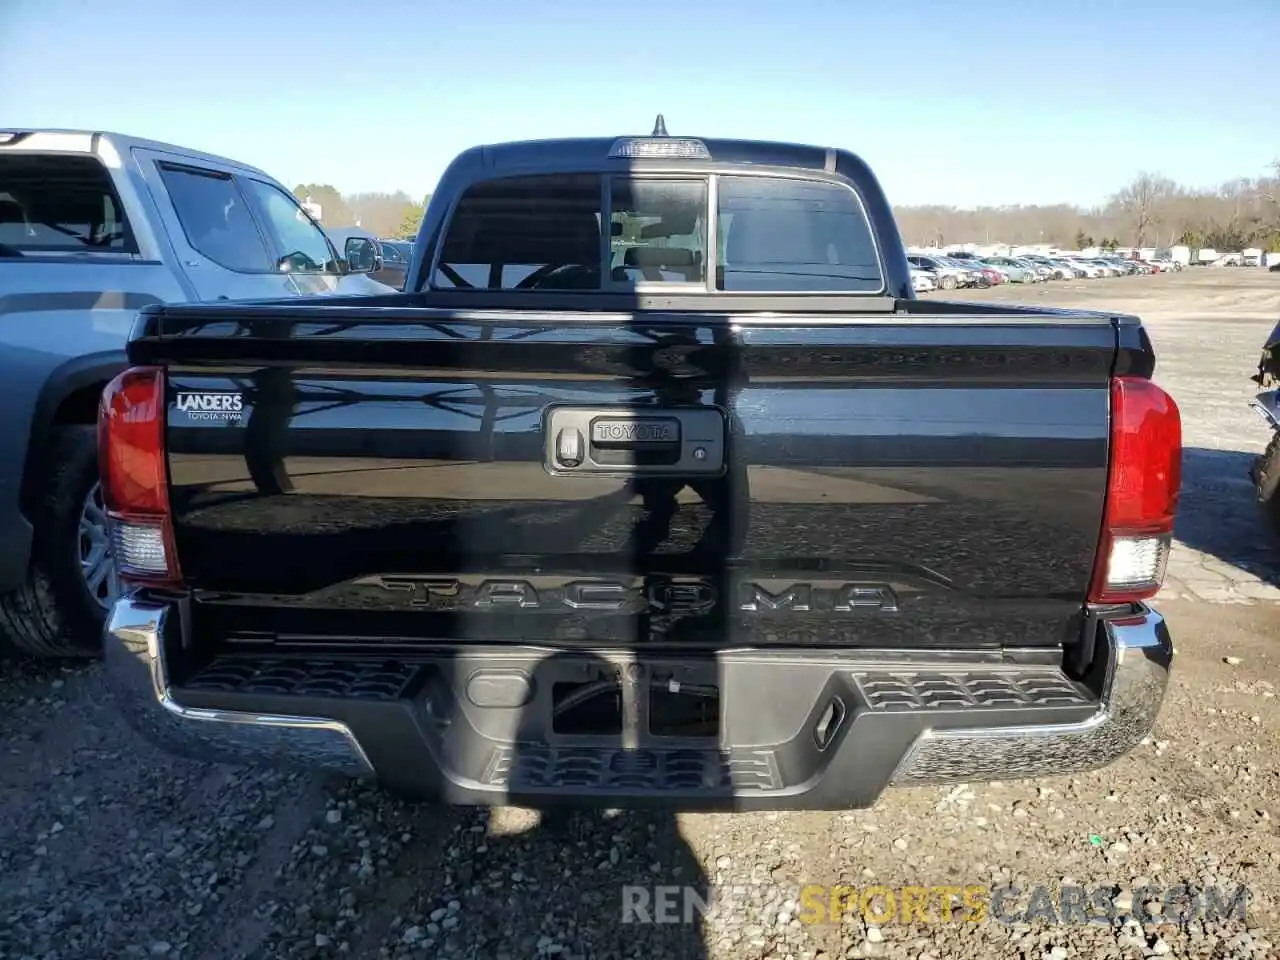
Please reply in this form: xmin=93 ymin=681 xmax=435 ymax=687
xmin=103 ymin=599 xmax=1172 ymax=810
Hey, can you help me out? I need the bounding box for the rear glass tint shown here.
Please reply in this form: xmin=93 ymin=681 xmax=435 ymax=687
xmin=609 ymin=178 xmax=707 ymax=286
xmin=433 ymin=171 xmax=884 ymax=294
xmin=434 ymin=174 xmax=603 ymax=290
xmin=0 ymin=154 xmax=134 ymax=254
xmin=715 ymin=176 xmax=882 ymax=292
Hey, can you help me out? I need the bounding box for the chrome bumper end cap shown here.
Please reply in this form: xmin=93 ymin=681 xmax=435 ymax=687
xmin=889 ymin=607 xmax=1172 ymax=785
xmin=103 ymin=597 xmax=374 ymax=778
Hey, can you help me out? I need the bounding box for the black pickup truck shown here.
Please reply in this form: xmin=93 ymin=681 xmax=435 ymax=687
xmin=101 ymin=125 xmax=1181 ymax=810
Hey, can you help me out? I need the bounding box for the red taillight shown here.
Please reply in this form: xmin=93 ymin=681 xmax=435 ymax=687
xmin=98 ymin=366 xmax=182 ymax=587
xmin=1088 ymin=376 xmax=1182 ymax=604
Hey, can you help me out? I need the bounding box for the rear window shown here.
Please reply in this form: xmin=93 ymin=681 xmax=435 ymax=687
xmin=716 ymin=177 xmax=881 ymax=292
xmin=431 ymin=171 xmax=881 ymax=293
xmin=434 ymin=174 xmax=603 ymax=290
xmin=0 ymin=154 xmax=134 ymax=254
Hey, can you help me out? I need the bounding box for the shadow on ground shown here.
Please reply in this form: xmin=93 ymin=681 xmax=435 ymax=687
xmin=1176 ymin=447 xmax=1280 ymax=585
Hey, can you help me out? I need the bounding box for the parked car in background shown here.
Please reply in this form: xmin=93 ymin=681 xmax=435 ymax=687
xmin=909 ymin=267 xmax=936 ymax=293
xmin=0 ymin=128 xmax=393 ymax=656
xmin=908 ymin=255 xmax=968 ymax=290
xmin=1035 ymin=257 xmax=1078 ymax=280
xmin=984 ymin=256 xmax=1034 ymax=283
xmin=1017 ymin=254 xmax=1053 ymax=276
xmin=977 ymin=263 xmax=1004 ymax=285
xmin=1014 ymin=257 xmax=1051 ymax=281
xmin=946 ymin=257 xmax=990 ymax=287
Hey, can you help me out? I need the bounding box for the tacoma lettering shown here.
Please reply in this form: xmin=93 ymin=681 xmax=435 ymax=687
xmin=370 ymin=576 xmax=897 ymax=614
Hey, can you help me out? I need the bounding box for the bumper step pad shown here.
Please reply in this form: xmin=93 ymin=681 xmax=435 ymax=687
xmin=183 ymin=656 xmax=421 ymax=701
xmin=105 ymin=601 xmax=1172 ymax=809
xmin=487 ymin=745 xmax=782 ymax=793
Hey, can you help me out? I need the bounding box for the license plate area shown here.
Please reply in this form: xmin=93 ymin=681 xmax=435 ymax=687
xmin=544 ymin=406 xmax=725 ymax=476
xmin=549 ymin=660 xmax=722 ymax=741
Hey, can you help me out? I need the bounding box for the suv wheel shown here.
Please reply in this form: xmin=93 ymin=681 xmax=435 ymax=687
xmin=79 ymin=481 xmax=121 ymax=611
xmin=0 ymin=426 xmax=116 ymax=657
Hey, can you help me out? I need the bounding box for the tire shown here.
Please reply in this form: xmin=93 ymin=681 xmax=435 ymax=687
xmin=1254 ymin=434 xmax=1280 ymax=539
xmin=0 ymin=426 xmax=117 ymax=658
xmin=939 ymin=275 xmax=957 ymax=291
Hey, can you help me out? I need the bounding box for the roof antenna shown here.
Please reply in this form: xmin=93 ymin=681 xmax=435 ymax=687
xmin=652 ymin=114 xmax=668 ymax=137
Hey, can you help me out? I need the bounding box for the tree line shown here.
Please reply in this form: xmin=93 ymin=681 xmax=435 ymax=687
xmin=894 ymin=159 xmax=1280 ymax=252
xmin=291 ymin=184 xmax=430 ymax=239
xmin=295 ymin=157 xmax=1279 ymax=254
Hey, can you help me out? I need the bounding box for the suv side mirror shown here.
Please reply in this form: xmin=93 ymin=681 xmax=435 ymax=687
xmin=344 ymin=237 xmax=382 ymax=274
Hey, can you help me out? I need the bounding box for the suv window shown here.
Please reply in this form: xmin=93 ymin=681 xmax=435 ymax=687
xmin=0 ymin=154 xmax=134 ymax=254
xmin=240 ymin=177 xmax=335 ymax=274
xmin=160 ymin=165 xmax=272 ymax=272
xmin=434 ymin=174 xmax=602 ymax=290
xmin=715 ymin=176 xmax=882 ymax=292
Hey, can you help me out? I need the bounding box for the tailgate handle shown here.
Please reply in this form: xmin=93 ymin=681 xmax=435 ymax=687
xmin=546 ymin=407 xmax=725 ymax=476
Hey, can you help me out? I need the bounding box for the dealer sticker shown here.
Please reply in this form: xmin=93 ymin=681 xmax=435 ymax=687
xmin=176 ymin=392 xmax=244 ymax=422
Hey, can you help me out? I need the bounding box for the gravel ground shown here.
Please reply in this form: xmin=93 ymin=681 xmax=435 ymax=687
xmin=3 ymin=267 xmax=1279 ymax=960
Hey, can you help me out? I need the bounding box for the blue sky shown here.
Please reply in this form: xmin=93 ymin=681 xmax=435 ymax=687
xmin=1 ymin=0 xmax=1274 ymax=207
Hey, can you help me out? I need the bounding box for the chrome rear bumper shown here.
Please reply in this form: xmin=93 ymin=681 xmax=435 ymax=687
xmin=103 ymin=598 xmax=1172 ymax=801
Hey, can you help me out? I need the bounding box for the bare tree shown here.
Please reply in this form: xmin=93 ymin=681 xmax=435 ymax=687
xmin=1111 ymin=172 xmax=1177 ymax=248
xmin=1259 ymin=159 xmax=1280 ymax=229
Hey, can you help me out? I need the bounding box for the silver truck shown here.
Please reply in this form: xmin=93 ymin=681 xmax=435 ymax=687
xmin=0 ymin=128 xmax=392 ymax=657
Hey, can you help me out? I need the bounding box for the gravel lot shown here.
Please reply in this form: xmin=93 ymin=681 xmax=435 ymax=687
xmin=2 ymin=268 xmax=1278 ymax=960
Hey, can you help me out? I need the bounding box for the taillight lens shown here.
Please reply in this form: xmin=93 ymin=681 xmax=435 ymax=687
xmin=1088 ymin=376 xmax=1182 ymax=604
xmin=98 ymin=366 xmax=182 ymax=587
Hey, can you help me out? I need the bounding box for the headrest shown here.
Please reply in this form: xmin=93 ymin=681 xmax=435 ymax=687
xmin=623 ymin=245 xmax=695 ymax=268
